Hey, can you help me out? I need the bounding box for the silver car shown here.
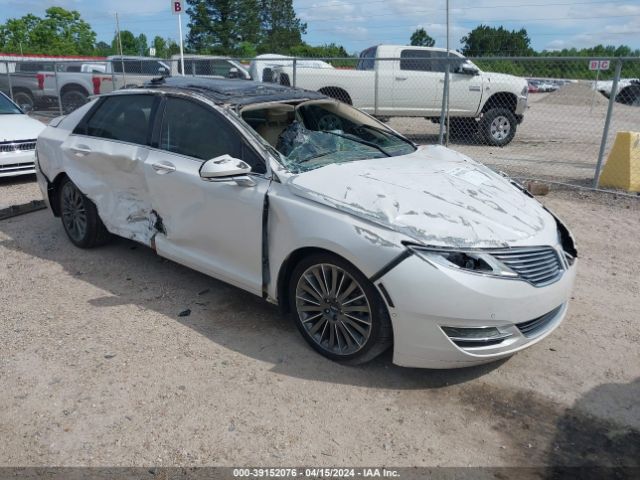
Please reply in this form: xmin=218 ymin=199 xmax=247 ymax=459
xmin=35 ymin=77 xmax=577 ymax=369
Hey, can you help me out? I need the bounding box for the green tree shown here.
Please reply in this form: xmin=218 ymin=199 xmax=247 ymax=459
xmin=410 ymin=28 xmax=435 ymax=47
xmin=135 ymin=33 xmax=148 ymax=56
xmin=95 ymin=41 xmax=112 ymax=56
xmin=112 ymin=30 xmax=138 ymax=55
xmin=0 ymin=7 xmax=96 ymax=55
xmin=186 ymin=0 xmax=263 ymax=54
xmin=152 ymin=36 xmax=167 ymax=57
xmin=258 ymin=0 xmax=307 ymax=53
xmin=460 ymin=25 xmax=533 ymax=56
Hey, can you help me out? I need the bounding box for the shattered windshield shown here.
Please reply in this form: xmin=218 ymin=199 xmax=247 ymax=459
xmin=241 ymin=101 xmax=416 ymax=173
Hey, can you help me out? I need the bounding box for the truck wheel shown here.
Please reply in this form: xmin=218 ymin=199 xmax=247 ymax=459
xmin=480 ymin=108 xmax=517 ymax=146
xmin=61 ymin=88 xmax=89 ymax=114
xmin=13 ymin=90 xmax=35 ymax=111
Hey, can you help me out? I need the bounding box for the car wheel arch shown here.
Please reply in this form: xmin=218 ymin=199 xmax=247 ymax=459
xmin=481 ymin=91 xmax=517 ymax=113
xmin=276 ymin=246 xmax=376 ymax=314
xmin=48 ymin=172 xmax=70 ymax=217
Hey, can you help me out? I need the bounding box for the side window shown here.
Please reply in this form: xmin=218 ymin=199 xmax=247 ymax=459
xmin=78 ymin=94 xmax=155 ymax=145
xmin=400 ymin=50 xmax=433 ymax=72
xmin=159 ymin=97 xmax=266 ymax=174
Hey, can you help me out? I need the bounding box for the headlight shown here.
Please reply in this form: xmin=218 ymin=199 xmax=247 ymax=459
xmin=408 ymin=246 xmax=518 ymax=278
xmin=521 ymin=85 xmax=529 ymax=96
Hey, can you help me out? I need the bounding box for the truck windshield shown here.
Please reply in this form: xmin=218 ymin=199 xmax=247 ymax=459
xmin=242 ymin=100 xmax=416 ymax=173
xmin=0 ymin=94 xmax=22 ymax=114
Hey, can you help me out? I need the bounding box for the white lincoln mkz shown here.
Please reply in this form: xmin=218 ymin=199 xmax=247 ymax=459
xmin=35 ymin=77 xmax=577 ymax=369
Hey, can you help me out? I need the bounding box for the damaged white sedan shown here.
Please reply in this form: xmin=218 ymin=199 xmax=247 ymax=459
xmin=35 ymin=77 xmax=577 ymax=369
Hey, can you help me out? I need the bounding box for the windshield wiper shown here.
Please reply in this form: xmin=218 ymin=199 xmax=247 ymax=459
xmin=298 ymin=149 xmax=340 ymax=163
xmin=321 ymin=130 xmax=391 ymax=157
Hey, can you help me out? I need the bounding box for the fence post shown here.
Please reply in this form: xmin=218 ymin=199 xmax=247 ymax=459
xmin=438 ymin=59 xmax=450 ymax=145
xmin=292 ymin=58 xmax=297 ymax=88
xmin=6 ymin=61 xmax=14 ymax=101
xmin=593 ymin=59 xmax=622 ymax=188
xmin=373 ymin=58 xmax=379 ymax=116
xmin=54 ymin=62 xmax=63 ymax=116
xmin=111 ymin=60 xmax=117 ymax=91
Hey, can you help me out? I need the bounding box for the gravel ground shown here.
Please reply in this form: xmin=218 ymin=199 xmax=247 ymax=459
xmin=389 ymin=86 xmax=640 ymax=186
xmin=0 ymin=188 xmax=638 ymax=467
xmin=0 ymin=175 xmax=41 ymax=210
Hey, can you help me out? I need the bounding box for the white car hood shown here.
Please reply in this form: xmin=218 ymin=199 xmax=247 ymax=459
xmin=0 ymin=114 xmax=46 ymax=142
xmin=287 ymin=145 xmax=557 ymax=248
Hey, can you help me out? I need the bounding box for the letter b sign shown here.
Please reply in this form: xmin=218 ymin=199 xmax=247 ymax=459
xmin=172 ymin=0 xmax=183 ymax=14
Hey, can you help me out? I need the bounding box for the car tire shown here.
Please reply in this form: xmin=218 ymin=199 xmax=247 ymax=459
xmin=59 ymin=177 xmax=111 ymax=248
xmin=480 ymin=108 xmax=517 ymax=146
xmin=289 ymin=252 xmax=393 ymax=364
xmin=13 ymin=90 xmax=35 ymax=111
xmin=61 ymin=88 xmax=89 ymax=114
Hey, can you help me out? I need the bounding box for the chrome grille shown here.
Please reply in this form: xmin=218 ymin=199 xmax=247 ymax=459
xmin=489 ymin=246 xmax=564 ymax=286
xmin=0 ymin=161 xmax=35 ymax=173
xmin=0 ymin=140 xmax=37 ymax=153
xmin=516 ymin=305 xmax=563 ymax=337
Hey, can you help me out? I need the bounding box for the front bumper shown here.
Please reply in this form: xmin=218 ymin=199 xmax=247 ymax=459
xmin=0 ymin=150 xmax=36 ymax=178
xmin=515 ymin=94 xmax=528 ymax=116
xmin=378 ymin=250 xmax=577 ymax=369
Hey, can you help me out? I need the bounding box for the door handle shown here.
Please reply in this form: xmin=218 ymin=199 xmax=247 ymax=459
xmin=70 ymin=145 xmax=92 ymax=156
xmin=152 ymin=162 xmax=176 ymax=174
xmin=439 ymin=79 xmax=444 ymax=83
xmin=395 ymin=76 xmax=408 ymax=81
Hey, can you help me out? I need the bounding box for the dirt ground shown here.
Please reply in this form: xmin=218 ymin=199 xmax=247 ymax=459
xmin=0 ymin=181 xmax=638 ymax=467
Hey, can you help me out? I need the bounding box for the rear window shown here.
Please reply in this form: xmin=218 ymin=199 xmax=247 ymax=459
xmin=112 ymin=60 xmax=166 ymax=75
xmin=178 ymin=59 xmax=235 ymax=76
xmin=76 ymin=94 xmax=156 ymax=145
xmin=356 ymin=47 xmax=377 ymax=71
xmin=15 ymin=62 xmax=55 ymax=73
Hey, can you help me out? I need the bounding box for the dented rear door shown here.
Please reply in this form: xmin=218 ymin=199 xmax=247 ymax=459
xmin=61 ymin=93 xmax=160 ymax=245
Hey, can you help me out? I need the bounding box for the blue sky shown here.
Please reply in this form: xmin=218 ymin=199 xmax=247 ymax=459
xmin=0 ymin=0 xmax=639 ymax=54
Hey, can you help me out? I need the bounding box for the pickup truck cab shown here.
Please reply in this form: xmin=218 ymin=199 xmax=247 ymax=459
xmin=273 ymin=45 xmax=529 ymax=146
xmin=170 ymin=54 xmax=250 ymax=80
xmin=39 ymin=56 xmax=170 ymax=114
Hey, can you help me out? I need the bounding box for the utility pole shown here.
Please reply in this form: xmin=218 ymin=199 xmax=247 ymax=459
xmin=115 ymin=13 xmax=126 ymax=85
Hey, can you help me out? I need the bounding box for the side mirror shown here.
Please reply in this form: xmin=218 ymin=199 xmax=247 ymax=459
xmin=460 ymin=64 xmax=479 ymax=75
xmin=228 ymin=67 xmax=239 ymax=79
xmin=200 ymin=154 xmax=255 ymax=186
xmin=20 ymin=104 xmax=33 ymax=113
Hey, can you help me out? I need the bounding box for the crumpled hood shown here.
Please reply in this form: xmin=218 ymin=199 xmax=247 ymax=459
xmin=287 ymin=145 xmax=557 ymax=248
xmin=0 ymin=114 xmax=46 ymax=142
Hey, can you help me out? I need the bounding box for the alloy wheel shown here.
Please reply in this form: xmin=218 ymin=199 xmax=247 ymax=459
xmin=490 ymin=115 xmax=511 ymax=141
xmin=61 ymin=182 xmax=87 ymax=243
xmin=295 ymin=263 xmax=372 ymax=355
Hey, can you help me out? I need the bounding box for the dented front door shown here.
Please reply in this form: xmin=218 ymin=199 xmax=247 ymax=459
xmin=143 ymin=149 xmax=269 ymax=296
xmin=142 ymin=96 xmax=269 ymax=295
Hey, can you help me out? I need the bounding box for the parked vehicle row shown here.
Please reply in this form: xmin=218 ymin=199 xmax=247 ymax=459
xmin=34 ymin=76 xmax=577 ymax=369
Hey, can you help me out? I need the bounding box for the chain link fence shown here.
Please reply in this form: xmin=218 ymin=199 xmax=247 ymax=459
xmin=2 ymin=55 xmax=638 ymax=195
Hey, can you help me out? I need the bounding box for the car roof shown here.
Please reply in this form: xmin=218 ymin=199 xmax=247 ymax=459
xmin=142 ymin=76 xmax=327 ymax=106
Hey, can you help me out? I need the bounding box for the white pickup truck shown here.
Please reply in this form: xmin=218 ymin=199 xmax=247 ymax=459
xmin=272 ymin=45 xmax=529 ymax=146
xmin=38 ymin=56 xmax=170 ymax=113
